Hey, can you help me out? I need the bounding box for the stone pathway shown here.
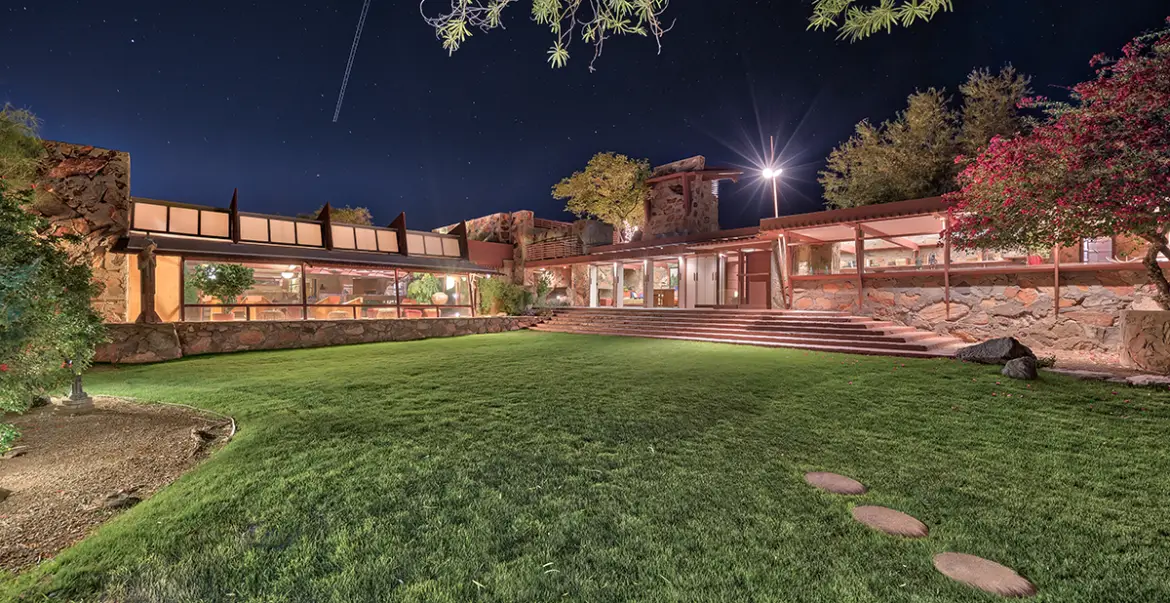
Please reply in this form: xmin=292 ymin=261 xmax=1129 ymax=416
xmin=804 ymin=471 xmax=1036 ymax=598
xmin=851 ymin=505 xmax=928 ymax=538
xmin=803 ymin=471 xmax=867 ymax=495
xmin=933 ymin=553 xmax=1037 ymax=598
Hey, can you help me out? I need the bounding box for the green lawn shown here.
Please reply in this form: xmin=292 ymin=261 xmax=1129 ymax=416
xmin=4 ymin=331 xmax=1169 ymax=602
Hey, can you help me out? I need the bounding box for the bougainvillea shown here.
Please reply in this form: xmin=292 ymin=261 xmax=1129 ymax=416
xmin=947 ymin=19 xmax=1170 ymax=308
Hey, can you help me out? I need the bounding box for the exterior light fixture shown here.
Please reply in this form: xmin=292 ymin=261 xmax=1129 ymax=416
xmin=763 ymin=167 xmax=783 ymax=218
xmin=281 ymin=270 xmax=295 ymax=279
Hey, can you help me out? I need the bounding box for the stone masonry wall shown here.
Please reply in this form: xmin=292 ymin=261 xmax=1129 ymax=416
xmin=33 ymin=142 xmax=133 ymax=322
xmin=95 ymin=317 xmax=543 ymax=364
xmin=645 ymin=156 xmax=719 ymax=239
xmin=788 ymin=268 xmax=1162 ymax=361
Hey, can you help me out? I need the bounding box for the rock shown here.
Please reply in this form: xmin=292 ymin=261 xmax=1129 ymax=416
xmin=933 ymin=552 xmax=1036 ymax=597
xmin=1042 ymin=368 xmax=1115 ymax=381
xmin=804 ymin=472 xmax=867 ymax=495
xmin=190 ymin=427 xmax=216 ymax=443
xmin=102 ymin=492 xmax=142 ymax=509
xmin=955 ymin=337 xmax=1035 ymax=365
xmin=851 ymin=505 xmax=929 ymax=538
xmin=1125 ymin=374 xmax=1170 ymax=388
xmin=1002 ymin=357 xmax=1039 ymax=381
xmin=0 ymin=487 xmax=11 ymax=503
xmin=1 ymin=446 xmax=29 ymax=460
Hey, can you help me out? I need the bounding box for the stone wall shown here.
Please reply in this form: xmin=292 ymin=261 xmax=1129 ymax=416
xmin=33 ymin=142 xmax=132 ymax=322
xmin=786 ymin=268 xmax=1163 ymax=361
xmin=1120 ymin=311 xmax=1170 ymax=373
xmin=95 ymin=317 xmax=543 ymax=364
xmin=645 ymin=156 xmax=719 ymax=239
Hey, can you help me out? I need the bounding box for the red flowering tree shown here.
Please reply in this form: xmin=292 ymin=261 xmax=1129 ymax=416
xmin=947 ymin=20 xmax=1170 ymax=308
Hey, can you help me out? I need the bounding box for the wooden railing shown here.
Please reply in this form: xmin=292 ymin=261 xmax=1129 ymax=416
xmin=527 ymin=236 xmax=583 ymax=262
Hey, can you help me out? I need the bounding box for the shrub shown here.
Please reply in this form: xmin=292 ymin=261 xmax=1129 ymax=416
xmin=1 ymin=180 xmax=105 ymax=451
xmin=477 ymin=277 xmax=533 ymax=315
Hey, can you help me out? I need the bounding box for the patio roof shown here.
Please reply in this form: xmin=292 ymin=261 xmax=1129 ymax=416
xmin=525 ymin=227 xmax=761 ymax=267
xmin=762 ymin=197 xmax=949 ymax=243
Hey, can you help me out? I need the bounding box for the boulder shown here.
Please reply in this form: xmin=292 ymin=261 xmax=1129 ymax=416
xmin=955 ymin=337 xmax=1035 ymax=365
xmin=1002 ymin=357 xmax=1039 ymax=381
xmin=0 ymin=487 xmax=11 ymax=503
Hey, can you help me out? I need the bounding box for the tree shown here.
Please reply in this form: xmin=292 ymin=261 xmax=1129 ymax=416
xmin=419 ymin=1 xmax=954 ymax=70
xmin=947 ymin=21 xmax=1170 ymax=308
xmin=820 ymin=66 xmax=1031 ymax=208
xmin=186 ymin=263 xmax=256 ymax=305
xmin=0 ymin=104 xmax=44 ymax=188
xmin=554 ymin=152 xmax=649 ymax=242
xmin=298 ymin=205 xmax=374 ymax=226
xmin=0 ymin=180 xmax=105 ymax=451
xmin=809 ymin=0 xmax=954 ymax=42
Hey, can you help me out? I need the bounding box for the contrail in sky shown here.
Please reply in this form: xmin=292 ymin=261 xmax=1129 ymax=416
xmin=333 ymin=0 xmax=372 ymax=123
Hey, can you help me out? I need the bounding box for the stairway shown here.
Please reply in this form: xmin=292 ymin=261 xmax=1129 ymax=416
xmin=531 ymin=308 xmax=964 ymax=358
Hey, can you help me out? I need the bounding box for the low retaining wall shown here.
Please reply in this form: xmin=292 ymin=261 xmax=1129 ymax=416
xmin=95 ymin=317 xmax=542 ymax=364
xmin=784 ymin=268 xmax=1163 ymax=361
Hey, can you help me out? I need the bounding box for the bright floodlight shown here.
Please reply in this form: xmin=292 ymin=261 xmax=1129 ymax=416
xmin=762 ymin=168 xmax=774 ymax=179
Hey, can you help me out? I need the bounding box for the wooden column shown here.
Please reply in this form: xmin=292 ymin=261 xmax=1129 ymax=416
xmin=944 ymin=210 xmax=952 ymax=320
xmin=855 ymin=225 xmax=864 ymax=309
xmin=678 ymin=256 xmax=687 ymax=308
xmin=785 ymin=238 xmax=795 ymax=309
xmin=643 ymin=259 xmax=654 ymax=307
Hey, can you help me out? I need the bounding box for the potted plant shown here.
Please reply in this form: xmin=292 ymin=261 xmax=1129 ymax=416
xmin=187 ymin=263 xmax=256 ymax=321
xmin=407 ymin=273 xmax=443 ymax=305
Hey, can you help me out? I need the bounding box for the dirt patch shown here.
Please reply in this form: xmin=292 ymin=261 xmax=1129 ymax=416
xmin=0 ymin=396 xmax=231 ymax=572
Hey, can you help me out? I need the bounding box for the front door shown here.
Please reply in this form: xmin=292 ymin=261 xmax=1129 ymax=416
xmin=694 ymin=255 xmax=718 ymax=306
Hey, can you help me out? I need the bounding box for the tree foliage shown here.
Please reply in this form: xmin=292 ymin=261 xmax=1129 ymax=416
xmin=299 ymin=204 xmax=374 ymax=226
xmin=476 ymin=276 xmax=533 ymax=315
xmin=186 ymin=263 xmax=257 ymax=305
xmin=948 ymin=21 xmax=1170 ymax=308
xmin=0 ymin=104 xmax=45 ymax=189
xmin=419 ymin=1 xmax=951 ymax=70
xmin=820 ymin=66 xmax=1031 ymax=208
xmin=809 ymin=0 xmax=954 ymax=42
xmin=0 ymin=180 xmax=105 ymax=451
xmin=554 ymin=152 xmax=649 ymax=242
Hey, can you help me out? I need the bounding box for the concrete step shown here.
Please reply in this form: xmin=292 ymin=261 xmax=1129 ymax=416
xmin=549 ymin=312 xmax=870 ymax=326
xmin=544 ymin=317 xmax=913 ymax=341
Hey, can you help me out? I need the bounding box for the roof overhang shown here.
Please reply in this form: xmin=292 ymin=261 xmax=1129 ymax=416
xmin=763 ymin=197 xmax=949 ymax=244
xmin=115 ymin=233 xmax=500 ymax=273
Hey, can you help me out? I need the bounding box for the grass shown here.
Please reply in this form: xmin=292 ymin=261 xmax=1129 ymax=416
xmin=3 ymin=331 xmax=1169 ymax=602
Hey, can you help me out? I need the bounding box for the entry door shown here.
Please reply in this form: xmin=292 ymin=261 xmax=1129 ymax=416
xmin=695 ymin=255 xmax=718 ymax=306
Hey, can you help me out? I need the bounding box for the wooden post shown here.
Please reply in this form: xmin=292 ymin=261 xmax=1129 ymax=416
xmin=855 ymin=225 xmax=864 ymax=310
xmin=317 ymin=203 xmax=334 ymax=250
xmin=1054 ymin=245 xmax=1062 ymax=318
xmin=449 ymin=220 xmax=470 ymax=259
xmin=944 ymin=210 xmax=952 ymax=320
xmin=135 ymin=238 xmax=162 ymax=324
xmin=229 ymin=189 xmax=241 ymax=244
xmin=614 ymin=262 xmax=624 ymax=308
xmin=389 ymin=212 xmax=408 ymax=256
xmin=785 ymin=237 xmax=795 ymax=309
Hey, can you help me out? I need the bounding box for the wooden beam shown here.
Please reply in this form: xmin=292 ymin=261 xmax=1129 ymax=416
xmin=389 ymin=212 xmax=408 ymax=256
xmin=858 ymin=224 xmax=920 ymax=251
xmin=316 ymin=203 xmax=334 ymax=250
xmin=944 ymin=209 xmax=952 ymax=319
xmin=786 ymin=231 xmax=827 ymax=245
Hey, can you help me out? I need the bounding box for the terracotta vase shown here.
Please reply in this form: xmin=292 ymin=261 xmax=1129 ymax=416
xmin=211 ymin=311 xmax=235 ymax=322
xmin=431 ymin=292 xmax=449 ymax=305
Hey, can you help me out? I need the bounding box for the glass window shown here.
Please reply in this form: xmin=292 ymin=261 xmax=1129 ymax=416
xmin=306 ymin=266 xmax=398 ymax=306
xmin=399 ymin=272 xmax=470 ymax=307
xmin=1083 ymin=238 xmax=1113 ymax=263
xmin=184 ymin=261 xmax=302 ymax=306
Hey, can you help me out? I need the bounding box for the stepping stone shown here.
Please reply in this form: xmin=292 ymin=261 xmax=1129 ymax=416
xmin=851 ymin=505 xmax=928 ymax=538
xmin=933 ymin=553 xmax=1036 ymax=598
xmin=804 ymin=472 xmax=867 ymax=495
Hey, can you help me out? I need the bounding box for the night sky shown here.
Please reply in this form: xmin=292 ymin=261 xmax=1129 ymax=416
xmin=2 ymin=2 xmax=1167 ymax=230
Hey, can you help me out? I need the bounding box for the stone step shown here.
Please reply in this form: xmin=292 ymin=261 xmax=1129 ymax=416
xmin=544 ymin=318 xmax=915 ymax=342
xmin=534 ymin=324 xmax=937 ymax=353
xmin=531 ymin=325 xmax=957 ymax=358
xmin=549 ymin=312 xmax=871 ymax=327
